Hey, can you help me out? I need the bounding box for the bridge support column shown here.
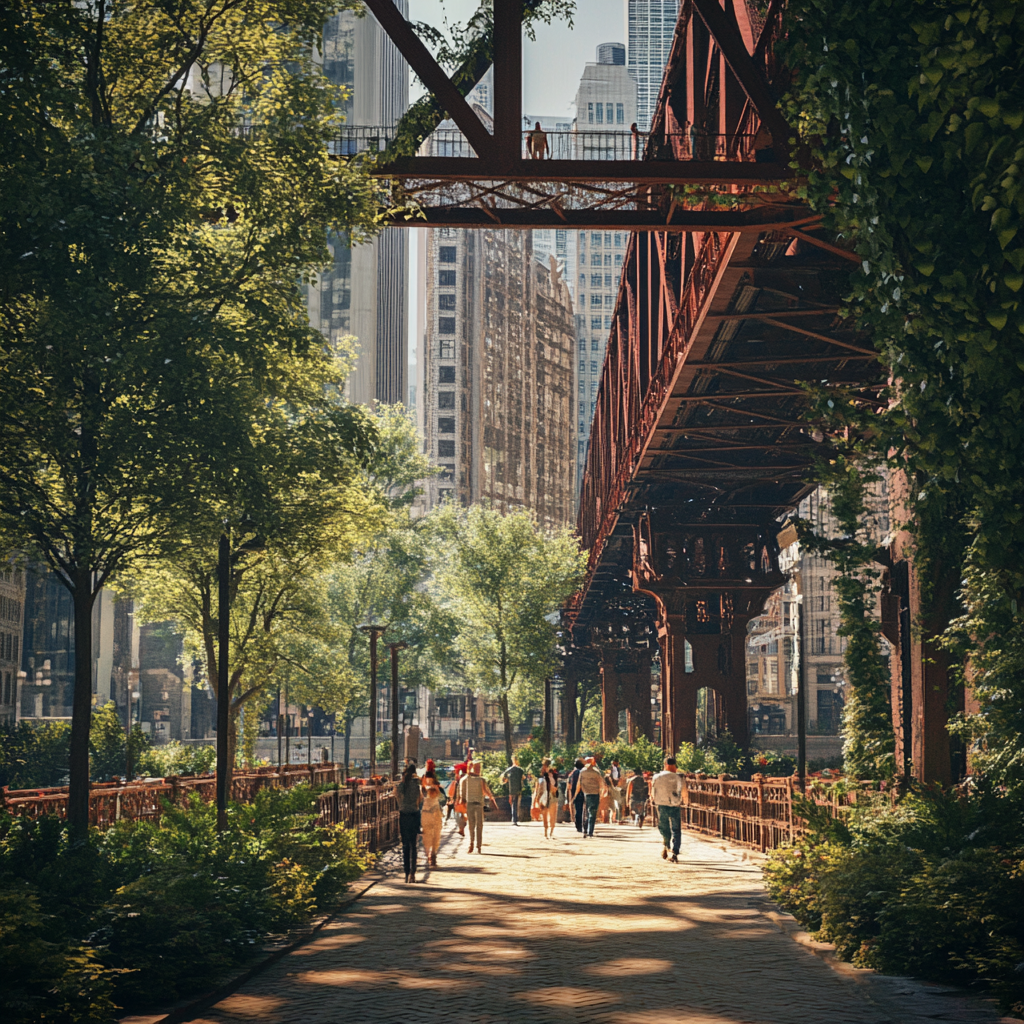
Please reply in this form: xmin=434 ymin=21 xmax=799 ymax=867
xmin=600 ymin=650 xmax=620 ymax=742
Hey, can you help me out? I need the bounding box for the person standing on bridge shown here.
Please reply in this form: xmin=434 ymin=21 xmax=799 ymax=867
xmin=395 ymin=760 xmax=423 ymax=883
xmin=458 ymin=761 xmax=499 ymax=853
xmin=526 ymin=121 xmax=549 ymax=159
xmin=652 ymin=757 xmax=683 ymax=863
xmin=500 ymin=755 xmax=525 ymax=825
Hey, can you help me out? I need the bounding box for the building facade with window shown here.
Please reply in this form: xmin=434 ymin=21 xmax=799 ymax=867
xmin=0 ymin=566 xmax=25 ymax=724
xmin=571 ymin=49 xmax=637 ymax=496
xmin=312 ymin=4 xmax=409 ymax=407
xmin=627 ymin=1 xmax=680 ymax=131
xmin=421 ymin=229 xmax=576 ymax=529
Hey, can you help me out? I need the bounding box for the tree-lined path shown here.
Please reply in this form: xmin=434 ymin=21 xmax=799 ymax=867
xmin=181 ymin=823 xmax=1009 ymax=1024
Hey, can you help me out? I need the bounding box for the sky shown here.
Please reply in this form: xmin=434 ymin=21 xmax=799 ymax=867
xmin=407 ymin=0 xmax=628 ymax=118
xmin=404 ymin=1 xmax=628 ymax=393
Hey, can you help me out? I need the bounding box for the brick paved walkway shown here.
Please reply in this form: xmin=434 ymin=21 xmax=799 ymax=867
xmin=185 ymin=817 xmax=1012 ymax=1024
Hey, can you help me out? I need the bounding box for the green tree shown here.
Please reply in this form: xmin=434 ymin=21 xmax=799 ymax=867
xmin=0 ymin=0 xmax=379 ymax=827
xmin=429 ymin=505 xmax=585 ymax=761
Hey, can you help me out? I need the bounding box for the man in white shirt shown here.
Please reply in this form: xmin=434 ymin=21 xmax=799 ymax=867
xmin=651 ymin=757 xmax=684 ymax=863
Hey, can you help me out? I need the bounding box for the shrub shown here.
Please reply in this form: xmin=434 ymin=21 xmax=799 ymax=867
xmin=0 ymin=721 xmax=71 ymax=789
xmin=764 ymin=787 xmax=1024 ymax=1013
xmin=135 ymin=741 xmax=215 ymax=778
xmin=0 ymin=785 xmax=371 ymax=1016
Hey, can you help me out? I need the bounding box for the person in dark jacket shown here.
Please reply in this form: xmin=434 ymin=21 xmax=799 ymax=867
xmin=564 ymin=759 xmax=585 ymax=833
xmin=394 ymin=760 xmax=423 ymax=883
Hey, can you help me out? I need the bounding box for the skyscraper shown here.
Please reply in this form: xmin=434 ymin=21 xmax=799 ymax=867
xmin=421 ymin=230 xmax=577 ymax=529
xmin=627 ymin=1 xmax=680 ymax=131
xmin=572 ymin=47 xmax=637 ymax=495
xmin=315 ymin=4 xmax=409 ymax=406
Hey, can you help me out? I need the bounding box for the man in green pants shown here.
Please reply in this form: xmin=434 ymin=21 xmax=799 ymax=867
xmin=500 ymin=755 xmax=526 ymax=825
xmin=651 ymin=757 xmax=683 ymax=863
xmin=457 ymin=762 xmax=499 ymax=852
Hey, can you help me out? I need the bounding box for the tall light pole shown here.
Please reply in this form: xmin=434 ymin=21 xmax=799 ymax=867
xmin=360 ymin=624 xmax=387 ymax=778
xmin=216 ymin=533 xmax=231 ymax=831
xmin=389 ymin=642 xmax=407 ymax=780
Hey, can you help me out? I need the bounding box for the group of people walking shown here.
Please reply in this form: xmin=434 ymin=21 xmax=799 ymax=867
xmin=394 ymin=753 xmax=687 ymax=882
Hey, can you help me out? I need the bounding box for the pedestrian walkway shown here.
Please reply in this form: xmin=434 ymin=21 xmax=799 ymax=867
xmin=184 ymin=819 xmax=1011 ymax=1024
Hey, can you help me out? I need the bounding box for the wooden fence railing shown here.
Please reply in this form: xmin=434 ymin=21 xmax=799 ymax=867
xmin=678 ymin=773 xmax=891 ymax=852
xmin=0 ymin=764 xmax=397 ymax=849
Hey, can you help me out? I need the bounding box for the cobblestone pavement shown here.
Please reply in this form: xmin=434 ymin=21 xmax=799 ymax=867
xmin=185 ymin=817 xmax=1013 ymax=1024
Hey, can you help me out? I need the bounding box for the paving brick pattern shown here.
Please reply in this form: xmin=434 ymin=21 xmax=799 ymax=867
xmin=185 ymin=817 xmax=1012 ymax=1024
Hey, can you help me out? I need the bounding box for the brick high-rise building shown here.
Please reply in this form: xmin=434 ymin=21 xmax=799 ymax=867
xmin=421 ymin=229 xmax=576 ymax=530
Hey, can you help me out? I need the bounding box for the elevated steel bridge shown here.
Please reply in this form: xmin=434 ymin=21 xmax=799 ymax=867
xmin=361 ymin=0 xmax=952 ymax=783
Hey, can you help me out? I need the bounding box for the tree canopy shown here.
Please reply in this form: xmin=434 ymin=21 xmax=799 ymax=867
xmin=429 ymin=505 xmax=585 ymax=761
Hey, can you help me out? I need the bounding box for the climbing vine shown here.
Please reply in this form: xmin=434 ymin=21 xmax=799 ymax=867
xmin=780 ymin=0 xmax=1024 ymax=772
xmin=797 ymin=449 xmax=895 ymax=780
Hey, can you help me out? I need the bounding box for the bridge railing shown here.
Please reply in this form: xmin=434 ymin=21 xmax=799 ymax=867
xmin=0 ymin=765 xmax=397 ymax=847
xmin=327 ymin=125 xmax=759 ymax=163
xmin=679 ymin=774 xmax=894 ymax=852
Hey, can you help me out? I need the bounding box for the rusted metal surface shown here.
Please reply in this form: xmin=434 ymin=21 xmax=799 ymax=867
xmin=353 ymin=0 xmax=791 ymax=228
xmin=1 ymin=764 xmax=346 ymax=829
xmin=679 ymin=773 xmax=891 ymax=852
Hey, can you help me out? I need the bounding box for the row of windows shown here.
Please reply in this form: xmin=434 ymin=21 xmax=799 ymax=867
xmin=578 ymin=339 xmax=602 ymax=352
xmin=577 ymin=381 xmax=598 ymax=396
xmin=0 ymin=632 xmax=19 ymax=664
xmin=581 ymin=232 xmax=626 ymax=248
xmin=586 ymin=102 xmax=626 ymax=125
xmin=0 ymin=597 xmax=21 ymax=625
xmin=586 ymin=254 xmax=623 ymax=268
xmin=582 ymin=273 xmax=617 ymax=289
xmin=579 ymin=401 xmax=596 ymax=416
xmin=579 ymin=360 xmax=599 ymax=374
xmin=1 ymin=671 xmax=14 ymax=706
xmin=590 ymin=294 xmax=615 ymax=308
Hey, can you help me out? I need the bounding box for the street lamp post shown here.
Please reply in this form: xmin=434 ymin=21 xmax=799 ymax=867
xmin=307 ymin=708 xmax=314 ymax=766
xmin=216 ymin=533 xmax=231 ymax=831
xmin=359 ymin=624 xmax=387 ymax=779
xmin=389 ymin=642 xmax=407 ymax=780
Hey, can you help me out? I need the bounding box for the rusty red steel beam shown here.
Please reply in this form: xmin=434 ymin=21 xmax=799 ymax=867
xmin=362 ymin=0 xmax=494 ymax=158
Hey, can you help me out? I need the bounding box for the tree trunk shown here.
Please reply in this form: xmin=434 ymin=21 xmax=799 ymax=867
xmin=498 ymin=691 xmax=513 ymax=763
xmin=68 ymin=569 xmax=97 ymax=834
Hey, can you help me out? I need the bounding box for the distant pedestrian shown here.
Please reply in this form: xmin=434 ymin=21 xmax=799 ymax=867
xmin=609 ymin=758 xmax=622 ymax=786
xmin=394 ymin=760 xmax=423 ymax=883
xmin=448 ymin=761 xmax=468 ymax=836
xmin=457 ymin=762 xmax=499 ymax=853
xmin=575 ymin=757 xmax=605 ymax=838
xmin=564 ymin=758 xmax=585 ymax=833
xmin=420 ymin=761 xmax=444 ymax=868
xmin=626 ymin=769 xmax=650 ymax=828
xmin=526 ymin=121 xmax=549 ymax=159
xmin=533 ymin=757 xmax=559 ymax=838
xmin=651 ymin=757 xmax=683 ymax=863
xmin=630 ymin=121 xmax=640 ymax=159
xmin=501 ymin=755 xmax=526 ymax=825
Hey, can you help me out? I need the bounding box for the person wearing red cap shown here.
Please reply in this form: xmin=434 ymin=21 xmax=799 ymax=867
xmin=448 ymin=761 xmax=469 ymax=836
xmin=420 ymin=761 xmax=444 ymax=868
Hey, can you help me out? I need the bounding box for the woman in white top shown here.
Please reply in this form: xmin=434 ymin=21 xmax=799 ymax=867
xmin=420 ymin=762 xmax=444 ymax=867
xmin=533 ymin=757 xmax=559 ymax=839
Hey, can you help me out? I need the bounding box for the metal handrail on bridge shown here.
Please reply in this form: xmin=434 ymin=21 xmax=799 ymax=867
xmin=330 ymin=125 xmax=759 ymax=163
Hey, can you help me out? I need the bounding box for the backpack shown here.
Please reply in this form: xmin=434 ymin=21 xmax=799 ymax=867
xmin=632 ymin=777 xmax=649 ymax=801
